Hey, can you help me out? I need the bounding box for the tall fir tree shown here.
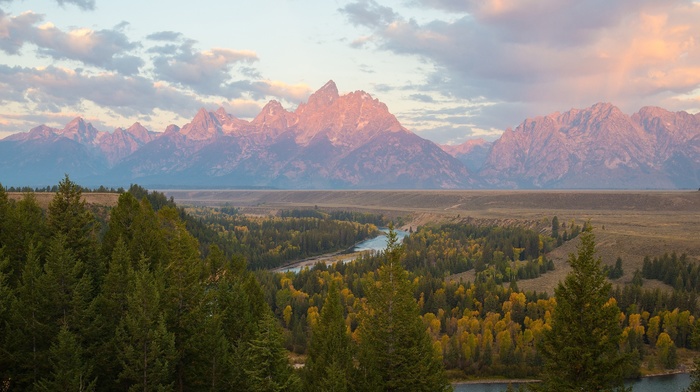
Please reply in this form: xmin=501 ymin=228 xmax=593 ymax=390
xmin=101 ymin=192 xmax=142 ymax=260
xmin=35 ymin=325 xmax=96 ymax=391
xmin=0 ymin=248 xmax=13 ymax=387
xmin=115 ymin=258 xmax=176 ymax=392
xmin=303 ymin=282 xmax=353 ymax=392
xmin=6 ymin=243 xmax=54 ymax=389
xmin=243 ymin=310 xmax=301 ymax=392
xmin=536 ymin=229 xmax=629 ymax=392
xmin=355 ymin=225 xmax=451 ymax=392
xmin=9 ymin=192 xmax=48 ymax=281
xmin=88 ymin=238 xmax=133 ymax=391
xmin=0 ymin=183 xmax=12 ymax=251
xmin=159 ymin=207 xmax=209 ymax=391
xmin=39 ymin=234 xmax=92 ymax=331
xmin=47 ymin=175 xmax=102 ymax=287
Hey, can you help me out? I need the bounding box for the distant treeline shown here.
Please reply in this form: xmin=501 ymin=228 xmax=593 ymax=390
xmin=280 ymin=209 xmax=387 ymax=226
xmin=642 ymin=252 xmax=700 ymax=291
xmin=402 ymin=223 xmax=556 ymax=281
xmin=5 ymin=184 xmax=126 ymax=193
xmin=184 ymin=207 xmax=380 ymax=269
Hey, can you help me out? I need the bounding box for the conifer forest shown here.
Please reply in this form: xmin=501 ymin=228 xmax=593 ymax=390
xmin=1 ymin=177 xmax=700 ymax=391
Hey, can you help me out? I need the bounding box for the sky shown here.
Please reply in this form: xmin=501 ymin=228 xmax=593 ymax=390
xmin=1 ymin=0 xmax=700 ymax=145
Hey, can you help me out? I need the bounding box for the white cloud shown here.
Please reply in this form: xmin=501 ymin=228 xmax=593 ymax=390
xmin=0 ymin=10 xmax=142 ymax=73
xmin=342 ymin=0 xmax=700 ymax=129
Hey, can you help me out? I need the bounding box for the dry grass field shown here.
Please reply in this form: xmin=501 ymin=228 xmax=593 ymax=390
xmin=7 ymin=192 xmax=120 ymax=209
xmin=164 ymin=189 xmax=700 ymax=294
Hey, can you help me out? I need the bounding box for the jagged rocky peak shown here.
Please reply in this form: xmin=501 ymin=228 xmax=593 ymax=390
xmin=192 ymin=107 xmax=217 ymax=124
xmin=62 ymin=117 xmax=95 ymax=134
xmin=126 ymin=122 xmax=148 ymax=134
xmin=180 ymin=108 xmax=223 ymax=140
xmin=60 ymin=117 xmax=99 ymax=143
xmin=252 ymin=100 xmax=289 ymax=124
xmin=305 ymin=80 xmax=339 ymax=108
xmin=164 ymin=124 xmax=181 ymax=134
xmin=214 ymin=106 xmax=230 ymax=118
xmin=123 ymin=122 xmax=154 ymax=143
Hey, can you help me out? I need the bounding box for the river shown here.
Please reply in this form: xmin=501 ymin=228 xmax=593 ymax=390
xmin=453 ymin=373 xmax=690 ymax=391
xmin=278 ymin=228 xmax=410 ymax=273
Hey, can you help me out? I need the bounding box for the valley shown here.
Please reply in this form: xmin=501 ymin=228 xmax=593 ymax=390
xmin=164 ymin=189 xmax=700 ymax=293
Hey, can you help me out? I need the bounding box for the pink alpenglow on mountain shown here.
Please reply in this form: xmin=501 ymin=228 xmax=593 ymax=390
xmin=1 ymin=83 xmax=699 ymax=189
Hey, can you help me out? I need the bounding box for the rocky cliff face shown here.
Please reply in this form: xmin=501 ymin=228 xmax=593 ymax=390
xmin=0 ymin=81 xmax=472 ymax=188
xmin=1 ymin=83 xmax=699 ymax=189
xmin=479 ymin=103 xmax=700 ymax=188
xmin=440 ymin=139 xmax=492 ymax=172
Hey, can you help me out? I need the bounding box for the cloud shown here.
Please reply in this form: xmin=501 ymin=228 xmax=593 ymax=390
xmin=0 ymin=10 xmax=143 ymax=74
xmin=342 ymin=0 xmax=700 ymax=129
xmin=342 ymin=0 xmax=398 ymax=27
xmin=409 ymin=93 xmax=434 ymax=103
xmin=219 ymin=99 xmax=263 ymax=119
xmin=0 ymin=65 xmax=205 ymax=116
xmin=54 ymin=0 xmax=95 ymax=10
xmin=250 ymin=80 xmax=312 ymax=102
xmin=146 ymin=31 xmax=183 ymax=41
xmin=0 ymin=0 xmax=95 ymax=10
xmin=152 ymin=41 xmax=260 ymax=96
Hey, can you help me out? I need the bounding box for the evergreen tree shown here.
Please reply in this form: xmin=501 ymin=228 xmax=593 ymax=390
xmin=0 ymin=249 xmax=13 ymax=387
xmin=218 ymin=255 xmax=273 ymax=389
xmin=159 ymin=207 xmax=209 ymax=391
xmin=40 ymin=234 xmax=92 ymax=331
xmin=12 ymin=192 xmax=48 ymax=272
xmin=303 ymin=282 xmax=353 ymax=392
xmin=89 ymin=238 xmax=133 ymax=391
xmin=551 ymin=216 xmax=559 ymax=239
xmin=115 ymin=258 xmax=176 ymax=391
xmin=0 ymin=183 xmax=12 ymax=251
xmin=130 ymin=198 xmax=167 ymax=268
xmin=35 ymin=325 xmax=96 ymax=391
xmin=243 ymin=310 xmax=300 ymax=392
xmin=355 ymin=226 xmax=451 ymax=392
xmin=102 ymin=192 xmax=142 ymax=260
xmin=536 ymin=229 xmax=629 ymax=392
xmin=47 ymin=175 xmax=102 ymax=286
xmin=6 ymin=243 xmax=54 ymax=389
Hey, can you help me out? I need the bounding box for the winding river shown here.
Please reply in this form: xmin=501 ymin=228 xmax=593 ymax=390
xmin=278 ymin=228 xmax=409 ymax=273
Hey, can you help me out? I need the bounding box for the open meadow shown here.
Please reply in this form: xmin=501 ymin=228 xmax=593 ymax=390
xmin=163 ymin=189 xmax=700 ymax=294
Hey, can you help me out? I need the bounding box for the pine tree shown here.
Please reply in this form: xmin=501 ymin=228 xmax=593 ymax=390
xmin=243 ymin=310 xmax=301 ymax=392
xmin=40 ymin=234 xmax=92 ymax=330
xmin=0 ymin=248 xmax=13 ymax=387
xmin=12 ymin=192 xmax=48 ymax=268
xmin=115 ymin=258 xmax=176 ymax=391
xmin=47 ymin=175 xmax=102 ymax=286
xmin=355 ymin=225 xmax=451 ymax=392
xmin=159 ymin=207 xmax=209 ymax=391
xmin=303 ymin=282 xmax=353 ymax=392
xmin=88 ymin=238 xmax=133 ymax=391
xmin=0 ymin=183 xmax=12 ymax=251
xmin=551 ymin=216 xmax=559 ymax=239
xmin=536 ymin=229 xmax=629 ymax=392
xmin=101 ymin=192 xmax=142 ymax=260
xmin=6 ymin=243 xmax=54 ymax=389
xmin=35 ymin=325 xmax=96 ymax=391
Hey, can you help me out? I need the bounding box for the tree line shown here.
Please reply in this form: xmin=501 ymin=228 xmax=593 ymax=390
xmin=0 ymin=177 xmax=449 ymax=391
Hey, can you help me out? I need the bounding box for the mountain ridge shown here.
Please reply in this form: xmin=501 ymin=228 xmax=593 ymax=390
xmin=1 ymin=82 xmax=699 ymax=189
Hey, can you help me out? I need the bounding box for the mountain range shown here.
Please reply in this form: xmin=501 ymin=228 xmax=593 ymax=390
xmin=1 ymin=81 xmax=699 ymax=189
